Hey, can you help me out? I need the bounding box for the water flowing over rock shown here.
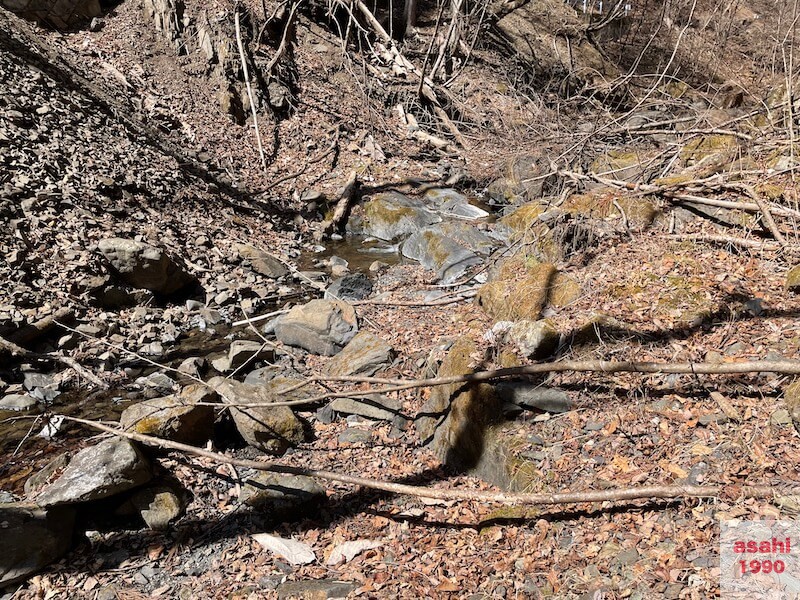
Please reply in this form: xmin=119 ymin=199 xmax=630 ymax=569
xmin=209 ymin=377 xmax=304 ymax=455
xmin=35 ymin=438 xmax=153 ymax=506
xmin=97 ymin=238 xmax=195 ymax=295
xmin=274 ymin=299 xmax=358 ymax=355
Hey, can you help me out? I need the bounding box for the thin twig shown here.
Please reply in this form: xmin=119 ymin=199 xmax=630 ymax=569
xmin=235 ymin=7 xmax=268 ymax=173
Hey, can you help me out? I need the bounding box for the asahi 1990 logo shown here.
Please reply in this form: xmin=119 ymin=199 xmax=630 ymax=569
xmin=720 ymin=521 xmax=800 ymax=598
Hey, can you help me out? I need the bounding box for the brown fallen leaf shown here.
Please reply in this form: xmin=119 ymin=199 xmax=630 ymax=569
xmin=435 ymin=578 xmax=460 ymax=592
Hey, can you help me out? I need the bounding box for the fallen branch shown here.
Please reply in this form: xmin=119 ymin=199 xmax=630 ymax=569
xmin=560 ymin=170 xmax=800 ymax=218
xmin=735 ymin=184 xmax=788 ymax=246
xmin=235 ymin=9 xmax=268 ymax=173
xmin=7 ymin=307 xmax=73 ymax=347
xmin=662 ymin=233 xmax=799 ymax=252
xmin=62 ymin=416 xmax=798 ymax=507
xmin=314 ymin=170 xmax=358 ymax=241
xmin=197 ymin=358 xmax=800 ymax=408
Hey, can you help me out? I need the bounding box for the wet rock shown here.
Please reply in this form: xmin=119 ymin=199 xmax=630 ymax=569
xmin=402 ymin=222 xmax=496 ymax=283
xmin=36 ymin=438 xmax=152 ymax=506
xmin=274 ymin=299 xmax=358 ymax=355
xmin=97 ymin=238 xmax=195 ymax=295
xmin=240 ymin=473 xmax=325 ymax=511
xmin=325 ymin=332 xmax=392 ymax=376
xmin=330 ymin=394 xmax=404 ymax=422
xmin=0 ymin=393 xmax=38 ymax=411
xmin=505 ymin=319 xmax=559 ymax=359
xmin=424 ymin=188 xmax=489 ymax=220
xmin=212 ymin=339 xmax=273 ymax=372
xmin=325 ymin=273 xmax=373 ymax=301
xmin=0 ymin=502 xmax=76 ymax=587
xmin=786 ymin=265 xmax=800 ymax=291
xmin=349 ymin=191 xmax=440 ymax=241
xmin=119 ymin=384 xmax=218 ymax=444
xmin=236 ymin=243 xmax=288 ymax=278
xmin=494 ymin=382 xmax=572 ymax=413
xmin=209 ymin=377 xmax=304 ymax=455
xmin=276 ymin=579 xmax=357 ymax=600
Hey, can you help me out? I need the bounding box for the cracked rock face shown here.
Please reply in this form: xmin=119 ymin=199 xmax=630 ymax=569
xmin=35 ymin=438 xmax=153 ymax=506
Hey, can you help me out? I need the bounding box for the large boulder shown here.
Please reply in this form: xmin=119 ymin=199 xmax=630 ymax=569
xmin=209 ymin=377 xmax=304 ymax=455
xmin=0 ymin=502 xmax=76 ymax=586
xmin=0 ymin=0 xmax=101 ymax=29
xmin=97 ymin=238 xmax=195 ymax=295
xmin=119 ymin=384 xmax=218 ymax=444
xmin=416 ymin=336 xmax=509 ymax=485
xmin=348 ymin=192 xmax=440 ymax=241
xmin=274 ymin=299 xmax=358 ymax=355
xmin=401 ymin=222 xmax=497 ymax=283
xmin=35 ymin=438 xmax=152 ymax=506
xmin=325 ymin=331 xmax=392 ymax=377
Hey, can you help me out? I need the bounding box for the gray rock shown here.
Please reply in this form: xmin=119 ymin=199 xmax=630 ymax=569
xmin=337 ymin=428 xmax=372 ymax=444
xmin=209 ymin=377 xmax=304 ymax=455
xmin=36 ymin=438 xmax=152 ymax=506
xmin=177 ymin=356 xmax=207 ymax=378
xmin=274 ymin=299 xmax=358 ymax=355
xmin=240 ymin=473 xmax=325 ymax=510
xmin=276 ymin=580 xmax=357 ymax=600
xmin=325 ymin=332 xmax=392 ymax=376
xmin=330 ymin=394 xmax=404 ymax=422
xmin=325 ymin=273 xmax=373 ymax=301
xmin=0 ymin=502 xmax=76 ymax=587
xmin=24 ymin=454 xmax=69 ymax=497
xmin=494 ymin=382 xmax=572 ymax=413
xmin=97 ymin=238 xmax=194 ymax=295
xmin=119 ymin=384 xmax=218 ymax=444
xmin=130 ymin=483 xmax=187 ymax=531
xmin=401 ymin=222 xmax=496 ymax=283
xmin=507 ymin=320 xmax=559 ymax=359
xmin=236 ymin=244 xmax=288 ymax=278
xmin=213 ymin=340 xmax=273 ymax=372
xmin=0 ymin=393 xmax=38 ymax=411
xmin=424 ymin=188 xmax=490 ymax=220
xmin=349 ymin=192 xmax=440 ymax=241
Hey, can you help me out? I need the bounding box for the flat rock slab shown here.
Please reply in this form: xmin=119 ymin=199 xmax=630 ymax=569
xmin=402 ymin=221 xmax=496 ymax=283
xmin=119 ymin=384 xmax=218 ymax=444
xmin=325 ymin=273 xmax=373 ymax=301
xmin=241 ymin=473 xmax=325 ymax=510
xmin=212 ymin=339 xmax=274 ymax=372
xmin=424 ymin=188 xmax=490 ymax=220
xmin=325 ymin=331 xmax=392 ymax=376
xmin=274 ymin=299 xmax=358 ymax=356
xmin=36 ymin=438 xmax=152 ymax=506
xmin=236 ymin=243 xmax=288 ymax=278
xmin=210 ymin=377 xmax=304 ymax=455
xmin=98 ymin=237 xmax=194 ymax=295
xmin=0 ymin=502 xmax=76 ymax=586
xmin=494 ymin=382 xmax=572 ymax=413
xmin=330 ymin=394 xmax=404 ymax=422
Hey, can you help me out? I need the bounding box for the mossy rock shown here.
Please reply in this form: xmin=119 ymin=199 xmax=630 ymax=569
xmin=756 ymin=183 xmax=784 ymax=201
xmin=787 ymin=265 xmax=800 ymax=291
xmin=679 ymin=134 xmax=739 ymax=166
xmin=499 ymin=201 xmax=548 ymax=235
xmin=562 ymin=193 xmax=657 ymax=231
xmin=549 ymin=273 xmax=581 ymax=307
xmin=590 ymin=149 xmax=647 ymax=182
xmin=476 ymin=259 xmax=556 ymax=321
